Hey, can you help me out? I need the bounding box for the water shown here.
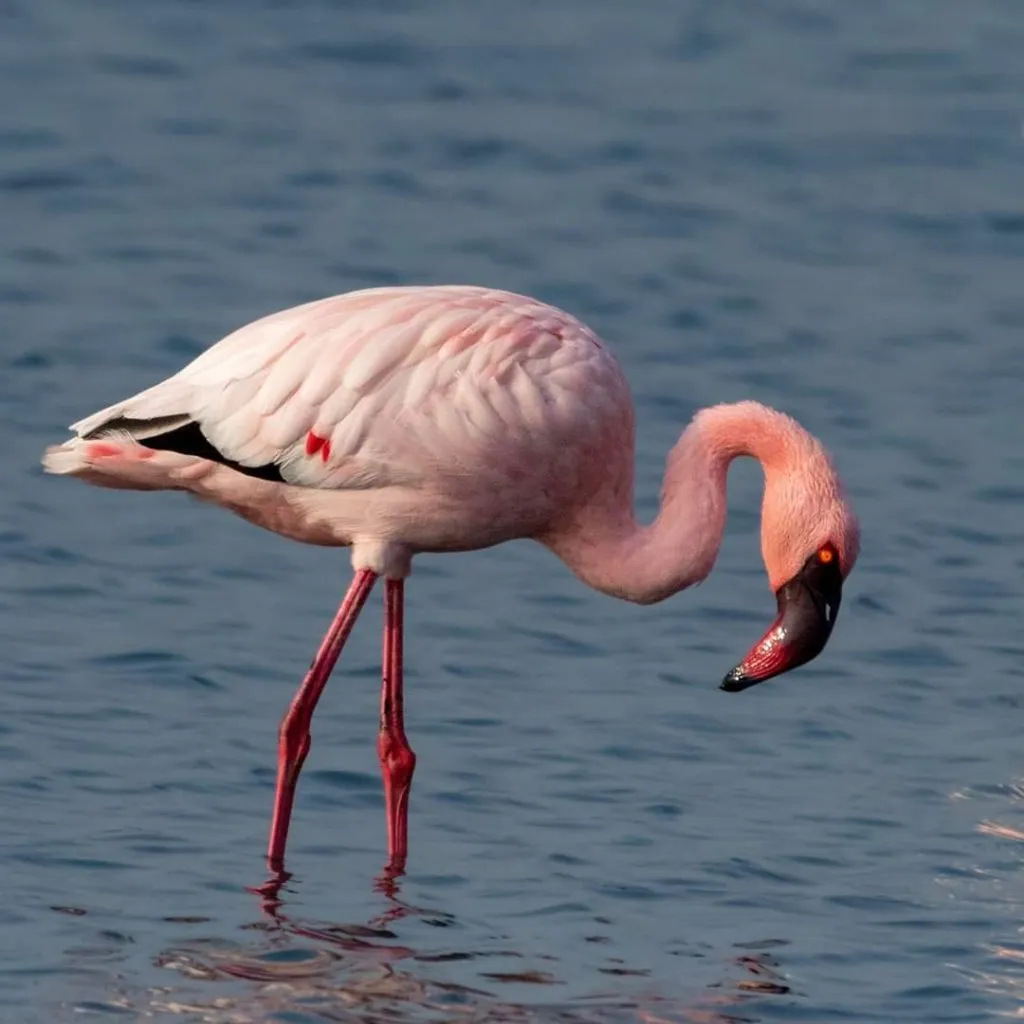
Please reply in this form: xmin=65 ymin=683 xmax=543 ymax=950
xmin=2 ymin=0 xmax=1023 ymax=1019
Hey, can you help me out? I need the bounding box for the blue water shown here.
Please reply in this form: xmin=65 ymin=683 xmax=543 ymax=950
xmin=3 ymin=0 xmax=1024 ymax=1020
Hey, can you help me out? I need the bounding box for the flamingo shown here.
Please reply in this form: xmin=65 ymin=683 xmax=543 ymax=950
xmin=42 ymin=285 xmax=860 ymax=873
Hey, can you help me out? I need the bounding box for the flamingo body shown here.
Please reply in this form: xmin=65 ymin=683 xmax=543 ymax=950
xmin=43 ymin=284 xmax=860 ymax=872
xmin=51 ymin=287 xmax=632 ymax=573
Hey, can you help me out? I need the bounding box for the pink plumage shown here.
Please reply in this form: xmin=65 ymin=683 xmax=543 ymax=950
xmin=43 ymin=284 xmax=860 ymax=874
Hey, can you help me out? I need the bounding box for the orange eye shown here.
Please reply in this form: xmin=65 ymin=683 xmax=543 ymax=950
xmin=818 ymin=547 xmax=835 ymax=564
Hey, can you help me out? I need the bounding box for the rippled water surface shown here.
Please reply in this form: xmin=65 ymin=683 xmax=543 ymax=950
xmin=3 ymin=1 xmax=1024 ymax=1020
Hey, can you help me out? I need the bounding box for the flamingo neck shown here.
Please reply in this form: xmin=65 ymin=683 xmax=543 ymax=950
xmin=546 ymin=401 xmax=824 ymax=605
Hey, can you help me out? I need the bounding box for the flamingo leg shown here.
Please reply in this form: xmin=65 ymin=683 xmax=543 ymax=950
xmin=267 ymin=568 xmax=377 ymax=869
xmin=378 ymin=579 xmax=416 ymax=872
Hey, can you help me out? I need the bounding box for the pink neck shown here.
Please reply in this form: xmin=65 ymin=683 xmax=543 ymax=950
xmin=545 ymin=401 xmax=830 ymax=604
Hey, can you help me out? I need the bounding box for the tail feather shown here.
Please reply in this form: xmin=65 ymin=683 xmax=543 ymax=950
xmin=58 ymin=413 xmax=286 ymax=485
xmin=41 ymin=439 xmax=196 ymax=491
xmin=56 ymin=373 xmax=286 ymax=485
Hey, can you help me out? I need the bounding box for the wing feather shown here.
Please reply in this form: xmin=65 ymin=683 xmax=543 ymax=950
xmin=255 ymin=340 xmax=309 ymax=416
xmin=262 ymin=399 xmax=317 ymax=452
xmin=341 ymin=322 xmax=418 ymax=394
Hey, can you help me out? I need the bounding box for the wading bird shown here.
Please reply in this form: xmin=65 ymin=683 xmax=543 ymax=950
xmin=43 ymin=285 xmax=860 ymax=872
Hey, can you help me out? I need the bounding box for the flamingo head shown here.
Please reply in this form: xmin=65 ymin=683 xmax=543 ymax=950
xmin=721 ymin=463 xmax=860 ymax=693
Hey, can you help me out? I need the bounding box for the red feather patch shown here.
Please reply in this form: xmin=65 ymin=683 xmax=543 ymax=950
xmin=305 ymin=432 xmax=331 ymax=463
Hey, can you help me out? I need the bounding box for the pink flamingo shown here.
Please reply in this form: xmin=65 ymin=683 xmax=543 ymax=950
xmin=42 ymin=285 xmax=860 ymax=873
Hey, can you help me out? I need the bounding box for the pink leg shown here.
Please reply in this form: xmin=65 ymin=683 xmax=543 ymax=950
xmin=377 ymin=579 xmax=416 ymax=872
xmin=267 ymin=568 xmax=377 ymax=869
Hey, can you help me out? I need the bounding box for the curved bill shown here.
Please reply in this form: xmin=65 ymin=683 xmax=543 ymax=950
xmin=720 ymin=555 xmax=843 ymax=693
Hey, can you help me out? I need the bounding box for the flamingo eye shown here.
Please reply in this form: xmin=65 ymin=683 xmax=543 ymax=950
xmin=817 ymin=544 xmax=837 ymax=565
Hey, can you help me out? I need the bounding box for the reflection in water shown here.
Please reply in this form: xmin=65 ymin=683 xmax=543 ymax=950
xmin=950 ymin=777 xmax=1024 ymax=1015
xmin=69 ymin=869 xmax=794 ymax=1023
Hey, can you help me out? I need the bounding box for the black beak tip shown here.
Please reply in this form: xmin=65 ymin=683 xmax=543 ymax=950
xmin=720 ymin=666 xmax=756 ymax=693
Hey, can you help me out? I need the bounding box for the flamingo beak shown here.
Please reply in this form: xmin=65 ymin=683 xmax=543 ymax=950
xmin=719 ymin=556 xmax=843 ymax=693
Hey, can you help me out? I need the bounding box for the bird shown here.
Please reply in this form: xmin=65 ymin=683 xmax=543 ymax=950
xmin=43 ymin=284 xmax=861 ymax=874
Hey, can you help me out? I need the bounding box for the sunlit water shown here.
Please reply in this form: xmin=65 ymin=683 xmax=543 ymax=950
xmin=2 ymin=1 xmax=1024 ymax=1021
